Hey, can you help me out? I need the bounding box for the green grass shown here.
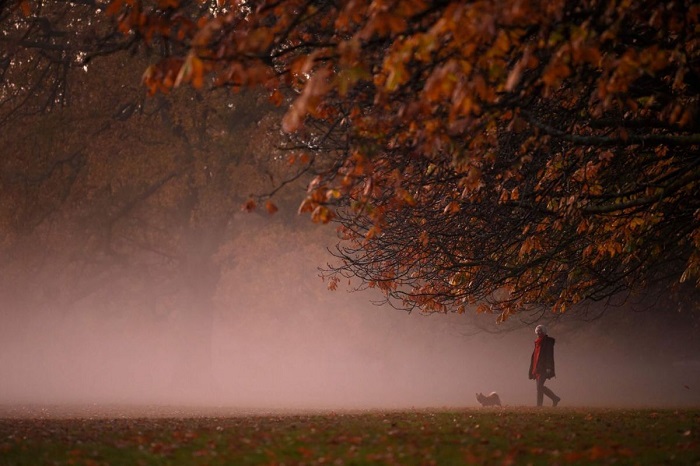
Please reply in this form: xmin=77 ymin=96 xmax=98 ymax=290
xmin=1 ymin=407 xmax=699 ymax=465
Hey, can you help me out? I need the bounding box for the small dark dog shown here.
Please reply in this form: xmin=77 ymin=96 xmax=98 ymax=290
xmin=476 ymin=392 xmax=502 ymax=407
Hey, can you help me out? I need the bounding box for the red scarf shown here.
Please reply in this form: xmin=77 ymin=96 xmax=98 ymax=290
xmin=531 ymin=336 xmax=544 ymax=377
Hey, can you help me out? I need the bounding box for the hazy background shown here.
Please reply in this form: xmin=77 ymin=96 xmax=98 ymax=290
xmin=1 ymin=217 xmax=699 ymax=412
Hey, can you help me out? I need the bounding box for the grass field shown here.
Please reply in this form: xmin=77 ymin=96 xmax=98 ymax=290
xmin=1 ymin=406 xmax=698 ymax=465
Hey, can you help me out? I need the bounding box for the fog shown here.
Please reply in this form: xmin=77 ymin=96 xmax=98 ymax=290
xmin=1 ymin=225 xmax=699 ymax=413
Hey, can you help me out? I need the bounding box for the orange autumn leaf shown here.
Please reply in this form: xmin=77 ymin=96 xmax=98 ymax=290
xmin=242 ymin=199 xmax=256 ymax=212
xmin=265 ymin=200 xmax=279 ymax=215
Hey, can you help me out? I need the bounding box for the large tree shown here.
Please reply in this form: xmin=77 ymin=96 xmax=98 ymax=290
xmin=110 ymin=0 xmax=700 ymax=320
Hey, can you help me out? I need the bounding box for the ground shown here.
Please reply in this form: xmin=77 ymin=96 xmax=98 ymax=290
xmin=0 ymin=405 xmax=698 ymax=465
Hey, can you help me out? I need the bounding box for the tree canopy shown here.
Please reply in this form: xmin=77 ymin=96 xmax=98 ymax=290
xmin=12 ymin=0 xmax=700 ymax=320
xmin=109 ymin=0 xmax=700 ymax=320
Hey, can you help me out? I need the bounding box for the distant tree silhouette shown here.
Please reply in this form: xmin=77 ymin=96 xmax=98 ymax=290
xmin=0 ymin=1 xmax=312 ymax=390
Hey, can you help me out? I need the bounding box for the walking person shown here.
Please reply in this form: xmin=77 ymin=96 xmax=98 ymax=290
xmin=529 ymin=325 xmax=561 ymax=407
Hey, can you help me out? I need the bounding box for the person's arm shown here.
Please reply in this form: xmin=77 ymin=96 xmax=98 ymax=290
xmin=546 ymin=339 xmax=556 ymax=378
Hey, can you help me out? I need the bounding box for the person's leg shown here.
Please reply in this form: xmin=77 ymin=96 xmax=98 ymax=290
xmin=535 ymin=375 xmax=545 ymax=406
xmin=541 ymin=384 xmax=561 ymax=406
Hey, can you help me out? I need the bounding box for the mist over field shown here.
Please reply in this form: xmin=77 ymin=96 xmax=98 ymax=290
xmin=3 ymin=302 xmax=699 ymax=411
xmin=1 ymin=218 xmax=699 ymax=413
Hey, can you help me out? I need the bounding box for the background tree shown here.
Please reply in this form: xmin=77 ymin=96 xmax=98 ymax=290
xmin=0 ymin=0 xmax=320 ymax=394
xmin=113 ymin=0 xmax=700 ymax=321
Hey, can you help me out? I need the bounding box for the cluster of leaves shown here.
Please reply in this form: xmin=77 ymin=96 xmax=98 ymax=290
xmin=106 ymin=0 xmax=698 ymax=319
xmin=0 ymin=408 xmax=698 ymax=464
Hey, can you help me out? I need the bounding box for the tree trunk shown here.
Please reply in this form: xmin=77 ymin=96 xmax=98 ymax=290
xmin=167 ymin=245 xmax=222 ymax=402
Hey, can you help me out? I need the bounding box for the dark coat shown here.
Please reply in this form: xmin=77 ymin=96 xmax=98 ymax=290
xmin=529 ymin=335 xmax=555 ymax=380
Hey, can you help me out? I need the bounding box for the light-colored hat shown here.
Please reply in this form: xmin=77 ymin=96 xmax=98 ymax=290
xmin=535 ymin=325 xmax=547 ymax=335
